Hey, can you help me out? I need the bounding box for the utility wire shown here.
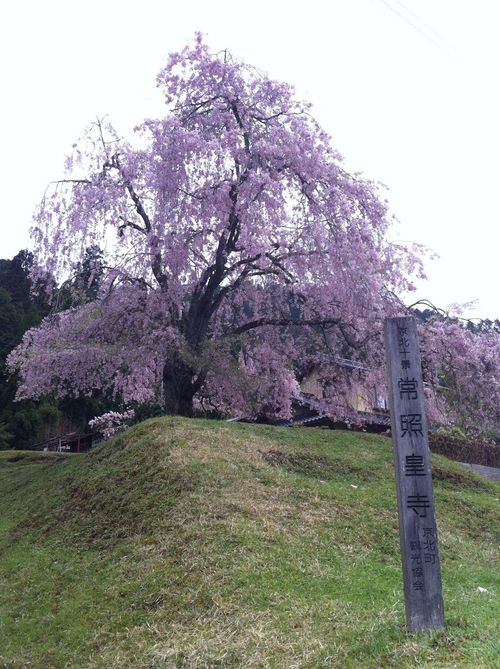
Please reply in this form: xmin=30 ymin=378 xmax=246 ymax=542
xmin=379 ymin=0 xmax=446 ymax=51
xmin=394 ymin=0 xmax=454 ymax=50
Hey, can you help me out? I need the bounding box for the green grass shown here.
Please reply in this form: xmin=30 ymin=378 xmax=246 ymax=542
xmin=0 ymin=417 xmax=498 ymax=668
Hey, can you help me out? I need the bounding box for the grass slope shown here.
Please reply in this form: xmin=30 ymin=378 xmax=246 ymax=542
xmin=0 ymin=418 xmax=498 ymax=669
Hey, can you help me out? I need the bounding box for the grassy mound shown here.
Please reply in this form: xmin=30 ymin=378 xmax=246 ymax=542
xmin=0 ymin=417 xmax=498 ymax=668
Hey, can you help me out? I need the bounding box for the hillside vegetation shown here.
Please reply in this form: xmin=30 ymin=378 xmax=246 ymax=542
xmin=0 ymin=418 xmax=498 ymax=668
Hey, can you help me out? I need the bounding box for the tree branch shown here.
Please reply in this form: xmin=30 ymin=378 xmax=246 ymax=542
xmin=230 ymin=100 xmax=250 ymax=154
xmin=233 ymin=316 xmax=343 ymax=335
xmin=118 ymin=216 xmax=148 ymax=236
xmin=51 ymin=179 xmax=92 ymax=185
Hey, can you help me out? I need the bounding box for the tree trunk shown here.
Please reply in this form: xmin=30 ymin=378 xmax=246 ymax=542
xmin=162 ymin=357 xmax=196 ymax=417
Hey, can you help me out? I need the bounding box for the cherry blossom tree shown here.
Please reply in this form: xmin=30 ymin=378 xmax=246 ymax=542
xmin=8 ymin=36 xmax=500 ymax=433
xmin=419 ymin=314 xmax=500 ymax=435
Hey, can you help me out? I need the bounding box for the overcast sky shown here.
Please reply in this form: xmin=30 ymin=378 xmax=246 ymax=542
xmin=1 ymin=0 xmax=498 ymax=318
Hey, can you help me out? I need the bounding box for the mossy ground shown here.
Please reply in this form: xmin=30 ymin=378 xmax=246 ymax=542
xmin=0 ymin=417 xmax=498 ymax=668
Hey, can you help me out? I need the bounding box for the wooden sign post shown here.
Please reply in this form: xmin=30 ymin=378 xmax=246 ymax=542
xmin=384 ymin=316 xmax=445 ymax=632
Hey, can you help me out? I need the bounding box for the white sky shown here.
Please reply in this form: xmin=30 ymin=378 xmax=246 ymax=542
xmin=0 ymin=0 xmax=498 ymax=319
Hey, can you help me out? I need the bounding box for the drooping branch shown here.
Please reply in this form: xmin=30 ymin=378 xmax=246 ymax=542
xmin=231 ymin=316 xmax=370 ymax=352
xmin=233 ymin=316 xmax=343 ymax=335
xmin=113 ymin=154 xmax=151 ymax=233
xmin=104 ymin=154 xmax=170 ymax=291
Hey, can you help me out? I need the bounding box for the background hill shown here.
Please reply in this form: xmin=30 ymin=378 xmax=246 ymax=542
xmin=0 ymin=418 xmax=498 ymax=668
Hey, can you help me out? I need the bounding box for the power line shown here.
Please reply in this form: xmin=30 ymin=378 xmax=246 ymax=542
xmin=395 ymin=0 xmax=454 ymax=50
xmin=379 ymin=0 xmax=447 ymax=51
